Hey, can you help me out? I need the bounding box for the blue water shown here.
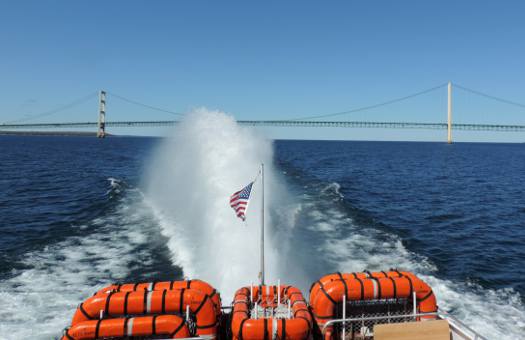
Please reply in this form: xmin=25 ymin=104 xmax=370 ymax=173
xmin=275 ymin=141 xmax=525 ymax=294
xmin=0 ymin=134 xmax=524 ymax=339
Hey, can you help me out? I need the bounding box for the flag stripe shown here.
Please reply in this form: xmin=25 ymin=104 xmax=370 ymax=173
xmin=229 ymin=182 xmax=254 ymax=221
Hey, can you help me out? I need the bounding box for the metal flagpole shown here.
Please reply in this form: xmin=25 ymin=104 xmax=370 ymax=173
xmin=260 ymin=163 xmax=265 ymax=286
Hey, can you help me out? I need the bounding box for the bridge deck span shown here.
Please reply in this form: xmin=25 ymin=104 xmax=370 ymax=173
xmin=1 ymin=120 xmax=525 ymax=132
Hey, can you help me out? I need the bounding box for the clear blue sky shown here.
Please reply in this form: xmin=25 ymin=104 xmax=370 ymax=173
xmin=1 ymin=1 xmax=524 ymax=141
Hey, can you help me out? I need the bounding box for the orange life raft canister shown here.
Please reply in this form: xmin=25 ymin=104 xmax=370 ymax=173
xmin=96 ymin=279 xmax=222 ymax=315
xmin=62 ymin=315 xmax=190 ymax=340
xmin=309 ymin=270 xmax=437 ymax=337
xmin=71 ymin=288 xmax=217 ymax=337
xmin=231 ymin=285 xmax=312 ymax=340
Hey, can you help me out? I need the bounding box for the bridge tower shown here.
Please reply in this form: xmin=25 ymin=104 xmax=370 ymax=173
xmin=97 ymin=90 xmax=106 ymax=138
xmin=447 ymin=82 xmax=452 ymax=144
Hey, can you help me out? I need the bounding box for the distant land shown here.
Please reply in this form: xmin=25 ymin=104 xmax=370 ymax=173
xmin=0 ymin=130 xmax=104 ymax=137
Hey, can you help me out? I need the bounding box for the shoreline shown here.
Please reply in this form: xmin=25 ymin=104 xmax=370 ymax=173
xmin=0 ymin=130 xmax=106 ymax=137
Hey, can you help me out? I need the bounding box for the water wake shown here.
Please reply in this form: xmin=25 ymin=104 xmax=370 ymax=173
xmin=0 ymin=185 xmax=162 ymax=339
xmin=145 ymin=108 xmax=308 ymax=300
xmin=302 ymin=182 xmax=525 ymax=340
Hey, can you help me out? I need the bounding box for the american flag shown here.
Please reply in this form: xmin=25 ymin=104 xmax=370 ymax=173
xmin=230 ymin=182 xmax=254 ymax=221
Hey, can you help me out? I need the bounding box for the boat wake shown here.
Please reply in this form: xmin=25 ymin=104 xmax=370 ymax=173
xmin=296 ymin=181 xmax=525 ymax=339
xmin=144 ymin=108 xmax=309 ymax=300
xmin=0 ymin=185 xmax=173 ymax=339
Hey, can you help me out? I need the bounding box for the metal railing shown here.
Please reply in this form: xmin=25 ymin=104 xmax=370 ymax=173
xmin=321 ymin=309 xmax=488 ymax=340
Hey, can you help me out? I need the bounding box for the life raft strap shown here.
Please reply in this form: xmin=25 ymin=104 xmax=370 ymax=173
xmin=309 ymin=280 xmax=320 ymax=295
xmin=291 ymin=299 xmax=306 ymax=307
xmin=170 ymin=281 xmax=175 ymax=290
xmin=238 ymin=318 xmax=248 ymax=340
xmin=312 ymin=311 xmax=334 ymax=320
xmin=209 ymin=289 xmax=217 ymax=299
xmin=355 ymin=276 xmax=365 ymax=300
xmin=336 ymin=272 xmax=349 ymax=301
xmin=296 ymin=315 xmax=312 ymax=337
xmin=389 ymin=277 xmax=397 ymax=299
xmin=294 ymin=308 xmax=309 ymax=317
xmin=187 ymin=280 xmax=192 ymax=289
xmin=63 ymin=329 xmax=74 ymax=340
xmin=194 ymin=295 xmax=209 ymax=315
xmin=104 ymin=291 xmax=115 ymax=317
xmin=405 ymin=275 xmax=414 ymax=299
xmin=196 ymin=321 xmax=217 ymax=329
xmin=281 ymin=318 xmax=286 ymax=340
xmin=161 ymin=289 xmax=167 ymax=314
xmin=170 ymin=318 xmax=187 ymax=338
xmin=233 ymin=300 xmax=249 ymax=306
xmin=133 ymin=282 xmax=140 ymax=291
xmin=94 ymin=319 xmax=102 ymax=339
xmin=152 ymin=315 xmax=157 ymax=335
xmin=152 ymin=281 xmax=158 ymax=291
xmin=381 ymin=271 xmax=388 ymax=277
xmin=179 ymin=288 xmax=186 ymax=314
xmin=123 ymin=317 xmax=130 ymax=336
xmin=263 ymin=318 xmax=269 ymax=340
xmin=318 ymin=281 xmax=337 ymax=305
xmin=143 ymin=290 xmax=148 ymax=314
xmin=78 ymin=303 xmax=92 ymax=320
xmin=418 ymin=290 xmax=434 ymax=303
xmin=124 ymin=292 xmax=131 ymax=315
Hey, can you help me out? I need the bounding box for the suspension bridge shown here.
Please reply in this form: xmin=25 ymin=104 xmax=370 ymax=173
xmin=1 ymin=82 xmax=525 ymax=143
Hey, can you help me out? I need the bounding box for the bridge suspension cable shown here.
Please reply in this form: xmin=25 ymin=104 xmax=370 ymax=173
xmin=287 ymin=83 xmax=448 ymax=121
xmin=107 ymin=91 xmax=185 ymax=116
xmin=453 ymin=83 xmax=525 ymax=110
xmin=3 ymin=91 xmax=98 ymax=124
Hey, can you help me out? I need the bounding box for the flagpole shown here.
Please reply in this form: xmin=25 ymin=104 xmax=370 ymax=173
xmin=260 ymin=163 xmax=265 ymax=286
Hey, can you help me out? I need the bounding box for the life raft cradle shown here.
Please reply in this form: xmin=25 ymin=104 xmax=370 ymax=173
xmin=231 ymin=285 xmax=313 ymax=340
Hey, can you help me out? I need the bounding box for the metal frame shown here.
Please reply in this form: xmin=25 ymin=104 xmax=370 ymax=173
xmin=321 ymin=309 xmax=488 ymax=340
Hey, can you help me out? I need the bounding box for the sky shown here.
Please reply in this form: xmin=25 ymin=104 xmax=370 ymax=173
xmin=0 ymin=1 xmax=524 ymax=142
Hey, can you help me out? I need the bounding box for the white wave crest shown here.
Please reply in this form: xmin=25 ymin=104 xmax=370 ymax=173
xmin=0 ymin=196 xmax=157 ymax=340
xmin=145 ymin=108 xmax=308 ymax=300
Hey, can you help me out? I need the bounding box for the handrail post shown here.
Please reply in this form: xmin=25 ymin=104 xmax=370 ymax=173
xmin=342 ymin=294 xmax=346 ymax=340
xmin=412 ymin=292 xmax=417 ymax=320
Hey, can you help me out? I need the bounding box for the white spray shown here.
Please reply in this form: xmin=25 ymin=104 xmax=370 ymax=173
xmin=145 ymin=108 xmax=307 ymax=300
